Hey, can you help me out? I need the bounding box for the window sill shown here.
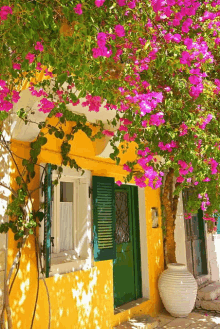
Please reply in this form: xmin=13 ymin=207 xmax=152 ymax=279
xmin=51 ymin=250 xmax=80 ymax=264
xmin=40 ymin=257 xmax=94 ymax=278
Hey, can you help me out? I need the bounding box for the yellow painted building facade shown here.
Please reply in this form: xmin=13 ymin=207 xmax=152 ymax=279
xmin=7 ymin=118 xmax=164 ymax=329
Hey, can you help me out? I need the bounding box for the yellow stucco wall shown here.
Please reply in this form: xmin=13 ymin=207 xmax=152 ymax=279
xmin=8 ymin=127 xmax=164 ymax=329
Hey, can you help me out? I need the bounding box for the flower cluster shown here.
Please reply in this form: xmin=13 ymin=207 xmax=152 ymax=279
xmin=82 ymin=95 xmax=102 ymax=112
xmin=177 ymin=161 xmax=194 ymax=183
xmin=1 ymin=0 xmax=220 ymax=224
xmin=0 ymin=6 xmax=12 ymax=21
xmin=0 ymin=80 xmax=20 ymax=112
xmin=158 ymin=141 xmax=178 ymax=153
xmin=38 ymin=98 xmax=55 ymax=113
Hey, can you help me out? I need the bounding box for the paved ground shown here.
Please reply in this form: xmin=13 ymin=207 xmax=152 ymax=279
xmin=155 ymin=309 xmax=220 ymax=328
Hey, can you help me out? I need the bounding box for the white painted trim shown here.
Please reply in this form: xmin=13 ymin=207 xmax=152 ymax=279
xmin=39 ymin=165 xmax=93 ymax=276
xmin=48 ymin=258 xmax=94 ymax=277
xmin=138 ymin=187 xmax=150 ymax=299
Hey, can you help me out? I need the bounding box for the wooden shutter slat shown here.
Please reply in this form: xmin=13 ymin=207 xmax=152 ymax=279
xmin=93 ymin=176 xmax=116 ymax=261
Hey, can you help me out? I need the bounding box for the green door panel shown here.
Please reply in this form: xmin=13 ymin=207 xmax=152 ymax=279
xmin=183 ymin=190 xmax=208 ymax=278
xmin=113 ymin=185 xmax=142 ymax=308
xmin=113 ymin=249 xmax=136 ymax=307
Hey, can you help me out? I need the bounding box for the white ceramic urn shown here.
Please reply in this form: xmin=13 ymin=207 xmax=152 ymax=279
xmin=158 ymin=263 xmax=197 ymax=317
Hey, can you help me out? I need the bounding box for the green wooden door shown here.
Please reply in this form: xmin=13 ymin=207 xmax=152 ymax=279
xmin=183 ymin=191 xmax=208 ymax=277
xmin=113 ymin=185 xmax=142 ymax=308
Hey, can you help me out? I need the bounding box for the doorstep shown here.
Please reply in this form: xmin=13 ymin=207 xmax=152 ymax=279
xmin=114 ymin=298 xmax=149 ymax=315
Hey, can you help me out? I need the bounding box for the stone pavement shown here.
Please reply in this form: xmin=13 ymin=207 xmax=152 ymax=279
xmin=155 ymin=309 xmax=220 ymax=328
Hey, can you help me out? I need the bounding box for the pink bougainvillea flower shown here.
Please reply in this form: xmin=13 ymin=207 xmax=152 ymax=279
xmin=0 ymin=79 xmax=6 ymax=87
xmin=102 ymin=130 xmax=114 ymax=137
xmin=36 ymin=62 xmax=42 ymax=70
xmin=45 ymin=68 xmax=53 ymax=77
xmin=117 ymin=0 xmax=126 ymax=5
xmin=0 ymin=6 xmax=12 ymax=21
xmin=128 ymin=1 xmax=136 ymax=9
xmin=164 ymin=33 xmax=172 ymax=43
xmin=12 ymin=90 xmax=20 ymax=103
xmin=185 ymin=213 xmax=192 ymax=220
xmin=116 ymin=180 xmax=122 ymax=186
xmin=172 ymin=34 xmax=182 ymax=43
xmin=190 ymin=84 xmax=204 ymax=99
xmin=149 ymin=112 xmax=165 ymax=126
xmin=123 ymin=164 xmax=131 ymax=172
xmin=158 ymin=141 xmax=177 ymax=152
xmin=29 ymin=86 xmax=48 ymax=97
xmin=123 ymin=133 xmax=137 ymax=142
xmin=139 ymin=101 xmax=152 ymax=115
xmin=25 ymin=52 xmax=35 ymax=64
xmin=209 ymin=158 xmax=218 ymax=174
xmin=0 ymin=100 xmax=13 ymax=112
xmin=74 ymin=4 xmax=83 ymax=15
xmin=134 ymin=176 xmax=146 ymax=188
xmin=179 ymin=123 xmax=188 ymax=136
xmin=97 ymin=32 xmax=107 ymax=47
xmin=70 ymin=99 xmax=80 ymax=106
xmin=13 ymin=63 xmax=21 ymax=70
xmin=184 ymin=37 xmax=194 ymax=50
xmin=199 ymin=114 xmax=213 ymax=129
xmin=35 ymin=41 xmax=44 ymax=52
xmin=95 ymin=0 xmax=105 ymax=6
xmin=189 ymin=75 xmax=201 ymax=85
xmin=120 ymin=118 xmax=132 ymax=125
xmin=203 ymin=177 xmax=211 ymax=182
xmin=92 ymin=47 xmax=101 ymax=58
xmin=55 ymin=112 xmax=63 ymax=118
xmin=118 ymin=125 xmax=128 ymax=132
xmin=176 ymin=176 xmax=185 ymax=183
xmin=115 ymin=25 xmax=125 ymax=37
xmin=38 ymin=98 xmax=55 ymax=113
xmin=82 ymin=95 xmax=102 ymax=112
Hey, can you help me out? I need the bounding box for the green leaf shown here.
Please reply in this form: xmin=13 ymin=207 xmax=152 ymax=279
xmin=14 ymin=231 xmax=24 ymax=241
xmin=16 ymin=176 xmax=22 ymax=185
xmin=35 ymin=211 xmax=44 ymax=222
xmin=57 ymin=73 xmax=68 ymax=85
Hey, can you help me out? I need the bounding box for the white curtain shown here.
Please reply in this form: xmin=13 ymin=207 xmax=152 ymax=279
xmin=60 ymin=202 xmax=73 ymax=251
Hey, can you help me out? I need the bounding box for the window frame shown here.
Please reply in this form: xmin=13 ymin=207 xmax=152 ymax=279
xmin=39 ymin=165 xmax=93 ymax=276
xmin=51 ymin=176 xmax=79 ymax=256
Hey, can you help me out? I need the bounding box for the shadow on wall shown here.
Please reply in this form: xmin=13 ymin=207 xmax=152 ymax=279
xmin=9 ymin=241 xmax=114 ymax=329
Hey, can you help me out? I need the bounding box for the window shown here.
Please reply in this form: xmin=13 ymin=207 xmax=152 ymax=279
xmin=39 ymin=165 xmax=92 ymax=276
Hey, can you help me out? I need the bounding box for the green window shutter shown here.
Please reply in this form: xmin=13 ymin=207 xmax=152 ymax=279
xmin=43 ymin=164 xmax=52 ymax=277
xmin=92 ymin=176 xmax=116 ymax=261
xmin=217 ymin=216 xmax=220 ymax=234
